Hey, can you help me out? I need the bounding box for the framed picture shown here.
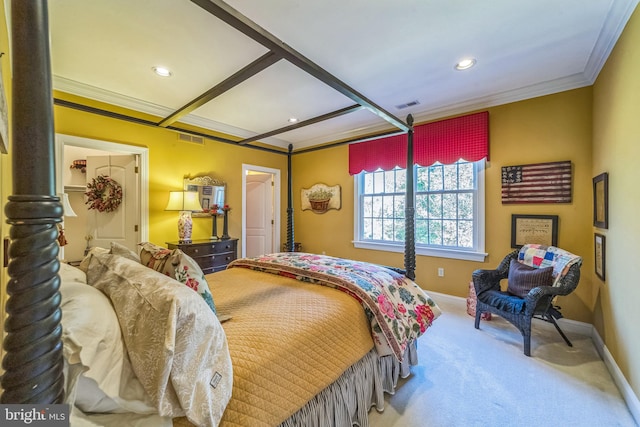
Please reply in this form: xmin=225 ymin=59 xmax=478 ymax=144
xmin=511 ymin=214 xmax=558 ymax=248
xmin=301 ymin=183 xmax=341 ymax=214
xmin=594 ymin=233 xmax=606 ymax=281
xmin=593 ymin=172 xmax=608 ymax=229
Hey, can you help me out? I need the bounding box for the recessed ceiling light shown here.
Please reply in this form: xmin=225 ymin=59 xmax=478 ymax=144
xmin=152 ymin=66 xmax=172 ymax=77
xmin=455 ymin=58 xmax=476 ymax=70
xmin=288 ymin=117 xmax=298 ymax=123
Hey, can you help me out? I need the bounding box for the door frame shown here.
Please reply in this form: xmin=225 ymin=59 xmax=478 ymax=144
xmin=55 ymin=133 xmax=149 ymax=243
xmin=241 ymin=164 xmax=280 ymax=258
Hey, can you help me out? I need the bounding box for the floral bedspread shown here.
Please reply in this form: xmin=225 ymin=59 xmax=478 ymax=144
xmin=228 ymin=253 xmax=441 ymax=360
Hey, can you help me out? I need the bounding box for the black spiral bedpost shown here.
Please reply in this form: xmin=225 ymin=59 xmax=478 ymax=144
xmin=1 ymin=0 xmax=65 ymax=404
xmin=285 ymin=143 xmax=294 ymax=252
xmin=404 ymin=115 xmax=415 ymax=280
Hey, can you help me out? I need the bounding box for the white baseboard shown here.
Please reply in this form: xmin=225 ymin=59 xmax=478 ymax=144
xmin=591 ymin=327 xmax=640 ymax=426
xmin=428 ymin=290 xmax=640 ymax=425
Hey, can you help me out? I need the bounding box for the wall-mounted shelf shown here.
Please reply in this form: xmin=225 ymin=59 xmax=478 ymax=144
xmin=70 ymin=159 xmax=86 ymax=173
xmin=64 ymin=185 xmax=86 ymax=193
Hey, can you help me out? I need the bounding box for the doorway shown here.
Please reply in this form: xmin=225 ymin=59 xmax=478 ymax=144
xmin=55 ymin=134 xmax=149 ymax=260
xmin=242 ymin=164 xmax=280 ymax=258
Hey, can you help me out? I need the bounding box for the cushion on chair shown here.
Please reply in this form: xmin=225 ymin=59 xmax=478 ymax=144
xmin=507 ymin=259 xmax=553 ymax=297
xmin=478 ymin=290 xmax=527 ymax=314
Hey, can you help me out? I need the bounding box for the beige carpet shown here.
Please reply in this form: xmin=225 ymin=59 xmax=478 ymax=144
xmin=369 ymin=294 xmax=637 ymax=427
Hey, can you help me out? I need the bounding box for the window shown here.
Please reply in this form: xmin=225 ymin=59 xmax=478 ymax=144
xmin=354 ymin=160 xmax=486 ymax=261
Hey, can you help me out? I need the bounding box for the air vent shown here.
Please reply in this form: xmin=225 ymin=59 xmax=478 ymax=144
xmin=395 ymin=100 xmax=420 ymax=110
xmin=178 ymin=133 xmax=204 ymax=145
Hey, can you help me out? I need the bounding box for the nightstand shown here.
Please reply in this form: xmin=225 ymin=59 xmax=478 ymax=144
xmin=167 ymin=238 xmax=238 ymax=274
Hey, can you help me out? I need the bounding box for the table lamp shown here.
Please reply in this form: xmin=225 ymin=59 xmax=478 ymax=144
xmin=165 ymin=191 xmax=202 ymax=243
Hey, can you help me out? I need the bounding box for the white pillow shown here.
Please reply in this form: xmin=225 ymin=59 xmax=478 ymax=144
xmin=59 ymin=265 xmax=155 ymax=414
xmin=60 ymin=262 xmax=88 ymax=284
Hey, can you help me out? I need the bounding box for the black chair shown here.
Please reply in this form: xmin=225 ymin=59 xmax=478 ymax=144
xmin=472 ymin=245 xmax=582 ymax=356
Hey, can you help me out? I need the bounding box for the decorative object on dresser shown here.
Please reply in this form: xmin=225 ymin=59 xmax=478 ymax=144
xmin=183 ymin=175 xmax=226 ymax=218
xmin=221 ymin=204 xmax=231 ymax=240
xmin=165 ymin=191 xmax=202 ymax=243
xmin=211 ymin=206 xmax=220 ymax=240
xmin=167 ymin=239 xmax=238 ymax=274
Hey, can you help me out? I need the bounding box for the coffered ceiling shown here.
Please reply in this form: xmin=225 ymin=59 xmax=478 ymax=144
xmin=47 ymin=0 xmax=639 ymax=151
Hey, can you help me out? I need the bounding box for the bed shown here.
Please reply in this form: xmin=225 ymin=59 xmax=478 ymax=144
xmin=2 ymin=3 xmax=440 ymax=426
xmin=58 ymin=247 xmax=440 ymax=426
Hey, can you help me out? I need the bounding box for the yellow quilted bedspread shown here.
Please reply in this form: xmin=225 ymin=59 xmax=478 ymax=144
xmin=174 ymin=267 xmax=374 ymax=427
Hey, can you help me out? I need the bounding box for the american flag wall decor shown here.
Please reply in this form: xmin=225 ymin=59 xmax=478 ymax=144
xmin=501 ymin=160 xmax=572 ymax=204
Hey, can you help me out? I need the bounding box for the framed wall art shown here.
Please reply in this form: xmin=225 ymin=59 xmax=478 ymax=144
xmin=594 ymin=233 xmax=606 ymax=281
xmin=593 ymin=172 xmax=608 ymax=229
xmin=511 ymin=214 xmax=558 ymax=248
xmin=301 ymin=183 xmax=341 ymax=214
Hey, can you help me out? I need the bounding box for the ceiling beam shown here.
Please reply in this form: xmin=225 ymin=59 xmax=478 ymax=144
xmin=158 ymin=51 xmax=282 ymax=127
xmin=238 ymin=104 xmax=364 ymax=145
xmin=191 ymin=0 xmax=410 ymax=133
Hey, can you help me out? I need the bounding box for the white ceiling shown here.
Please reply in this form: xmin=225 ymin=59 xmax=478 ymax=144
xmin=48 ymin=0 xmax=639 ymax=151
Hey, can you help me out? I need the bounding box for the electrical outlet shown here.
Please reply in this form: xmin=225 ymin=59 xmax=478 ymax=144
xmin=438 ymin=268 xmax=444 ymax=277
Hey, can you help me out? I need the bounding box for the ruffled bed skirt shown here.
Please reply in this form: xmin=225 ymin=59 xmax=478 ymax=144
xmin=280 ymin=341 xmax=418 ymax=427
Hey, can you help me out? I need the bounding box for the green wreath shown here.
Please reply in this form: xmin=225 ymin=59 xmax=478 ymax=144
xmin=85 ymin=175 xmax=123 ymax=213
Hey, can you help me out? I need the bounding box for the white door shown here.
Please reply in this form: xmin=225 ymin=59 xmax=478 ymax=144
xmin=246 ymin=173 xmax=274 ymax=257
xmin=86 ymin=155 xmax=140 ymax=252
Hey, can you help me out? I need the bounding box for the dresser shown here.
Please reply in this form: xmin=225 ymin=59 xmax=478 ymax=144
xmin=167 ymin=238 xmax=238 ymax=274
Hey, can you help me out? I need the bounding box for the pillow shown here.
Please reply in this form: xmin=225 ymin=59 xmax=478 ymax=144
xmin=168 ymin=249 xmax=217 ymax=314
xmin=60 ymin=262 xmax=88 ymax=284
xmin=139 ymin=242 xmax=216 ymax=315
xmin=77 ymin=246 xmax=110 ymax=273
xmin=110 ymin=241 xmax=141 ymax=263
xmin=59 ymin=271 xmax=155 ymax=414
xmin=85 ymin=252 xmax=232 ymax=425
xmin=507 ymin=259 xmax=554 ymax=298
xmin=139 ymin=242 xmax=173 ymax=272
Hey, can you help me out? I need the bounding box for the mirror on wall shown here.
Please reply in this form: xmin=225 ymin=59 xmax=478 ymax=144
xmin=184 ymin=175 xmax=226 ymax=217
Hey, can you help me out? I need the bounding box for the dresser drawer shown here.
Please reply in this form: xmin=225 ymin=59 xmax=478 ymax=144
xmin=195 ymin=251 xmax=236 ymax=270
xmin=167 ymin=239 xmax=238 ymax=274
xmin=180 ymin=241 xmax=237 ymax=258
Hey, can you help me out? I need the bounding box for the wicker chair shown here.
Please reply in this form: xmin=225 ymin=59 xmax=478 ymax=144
xmin=472 ymin=245 xmax=582 ymax=356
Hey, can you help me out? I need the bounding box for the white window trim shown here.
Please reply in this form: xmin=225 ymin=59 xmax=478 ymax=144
xmin=353 ymin=160 xmax=487 ymax=263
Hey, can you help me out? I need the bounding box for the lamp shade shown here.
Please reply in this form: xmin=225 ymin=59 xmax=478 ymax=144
xmin=165 ymin=191 xmax=202 ymax=212
xmin=59 ymin=193 xmax=77 ymax=217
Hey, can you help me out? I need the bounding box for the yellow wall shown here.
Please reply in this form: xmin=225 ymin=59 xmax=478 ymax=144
xmin=0 ymin=0 xmax=11 ymax=373
xmin=52 ymin=93 xmax=289 ymax=252
xmin=1 ymin=0 xmax=638 ymax=408
xmin=294 ymin=88 xmax=593 ymax=322
xmin=592 ymin=5 xmax=640 ymax=405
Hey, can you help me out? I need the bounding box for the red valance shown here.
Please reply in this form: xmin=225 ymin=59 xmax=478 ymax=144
xmin=348 ymin=134 xmax=406 ymax=175
xmin=348 ymin=111 xmax=489 ymax=175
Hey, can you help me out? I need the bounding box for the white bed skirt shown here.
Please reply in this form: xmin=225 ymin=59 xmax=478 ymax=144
xmin=280 ymin=340 xmax=418 ymax=427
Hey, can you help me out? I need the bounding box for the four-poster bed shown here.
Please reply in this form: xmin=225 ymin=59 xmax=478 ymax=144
xmin=2 ymin=1 xmax=436 ymax=426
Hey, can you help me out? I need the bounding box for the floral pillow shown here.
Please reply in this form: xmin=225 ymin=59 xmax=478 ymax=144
xmin=168 ymin=250 xmax=217 ymax=314
xmin=138 ymin=242 xmax=173 ymax=272
xmin=138 ymin=242 xmax=216 ymax=314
